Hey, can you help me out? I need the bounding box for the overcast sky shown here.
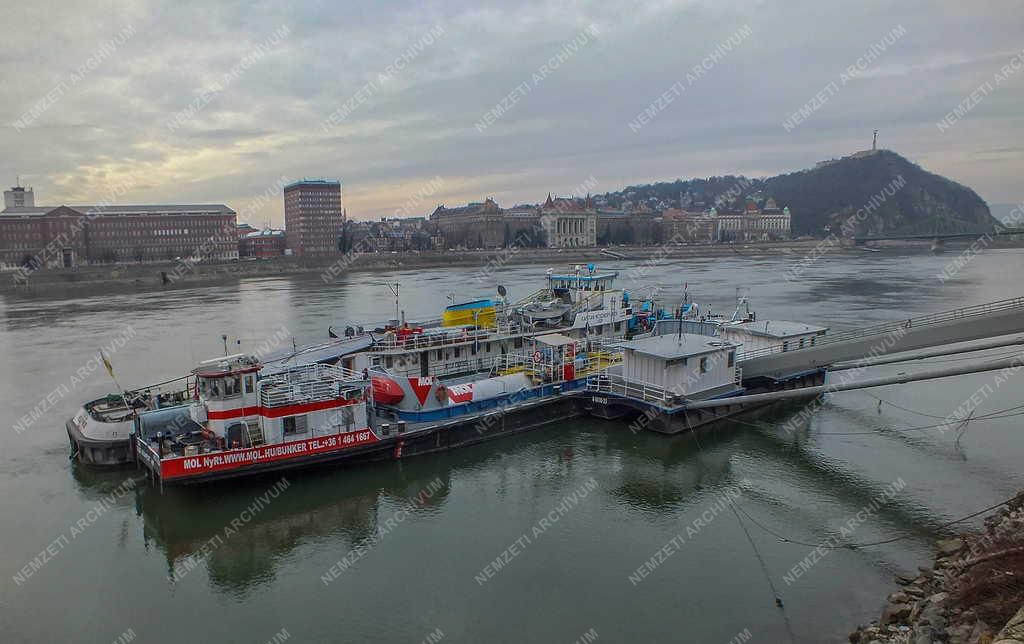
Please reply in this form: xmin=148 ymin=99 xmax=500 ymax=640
xmin=2 ymin=0 xmax=1022 ymax=225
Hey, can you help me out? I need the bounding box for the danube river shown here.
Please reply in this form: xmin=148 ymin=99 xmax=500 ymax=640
xmin=2 ymin=248 xmax=1023 ymax=643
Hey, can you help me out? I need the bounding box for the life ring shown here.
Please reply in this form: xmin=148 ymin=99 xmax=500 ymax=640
xmin=533 ymin=351 xmax=542 ymax=362
xmin=435 ymin=385 xmax=447 ymax=402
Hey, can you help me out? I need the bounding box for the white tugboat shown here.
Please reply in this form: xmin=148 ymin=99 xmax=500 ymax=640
xmin=134 ymin=354 xmax=377 ymax=486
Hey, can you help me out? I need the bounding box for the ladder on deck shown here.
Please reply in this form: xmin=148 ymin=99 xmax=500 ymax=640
xmin=245 ymin=422 xmax=266 ymax=447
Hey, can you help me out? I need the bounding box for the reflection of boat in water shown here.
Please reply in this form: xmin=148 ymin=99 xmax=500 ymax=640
xmin=124 ymin=419 xmax=733 ymax=593
xmin=131 ymin=464 xmax=452 ymax=593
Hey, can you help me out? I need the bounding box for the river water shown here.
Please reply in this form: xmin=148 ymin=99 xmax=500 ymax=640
xmin=2 ymin=248 xmax=1023 ymax=643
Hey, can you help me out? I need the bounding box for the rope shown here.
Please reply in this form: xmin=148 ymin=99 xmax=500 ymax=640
xmin=731 ymin=494 xmax=1015 ymax=550
xmin=687 ymin=419 xmax=798 ymax=643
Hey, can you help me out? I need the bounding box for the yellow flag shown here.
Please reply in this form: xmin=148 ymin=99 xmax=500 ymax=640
xmin=100 ymin=350 xmax=114 ymax=378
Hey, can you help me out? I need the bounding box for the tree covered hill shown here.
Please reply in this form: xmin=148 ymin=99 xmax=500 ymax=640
xmin=598 ymin=150 xmax=998 ymax=237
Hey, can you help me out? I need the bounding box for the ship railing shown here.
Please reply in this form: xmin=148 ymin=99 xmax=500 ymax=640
xmin=271 ymin=362 xmax=363 ymax=383
xmin=130 ymin=374 xmax=195 ymax=398
xmin=511 ymin=287 xmax=551 ymax=306
xmin=372 ymin=324 xmax=526 ymax=351
xmin=737 ymin=296 xmax=1024 ymax=362
xmin=259 ymin=380 xmax=363 ymax=408
xmin=257 ymin=363 xmax=365 ymax=408
xmin=493 ymin=350 xmax=623 ymax=380
xmin=586 ymin=373 xmax=677 ymax=404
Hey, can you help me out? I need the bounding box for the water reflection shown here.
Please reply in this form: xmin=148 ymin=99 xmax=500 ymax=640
xmin=124 ymin=464 xmax=452 ymax=595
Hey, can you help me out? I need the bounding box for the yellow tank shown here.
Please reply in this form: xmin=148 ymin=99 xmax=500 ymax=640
xmin=442 ymin=299 xmax=497 ymax=328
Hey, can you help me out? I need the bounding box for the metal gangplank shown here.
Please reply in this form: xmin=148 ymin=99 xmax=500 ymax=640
xmin=740 ymin=297 xmax=1024 ymax=380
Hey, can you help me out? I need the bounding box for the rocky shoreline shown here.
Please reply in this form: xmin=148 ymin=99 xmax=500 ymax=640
xmin=849 ymin=492 xmax=1024 ymax=644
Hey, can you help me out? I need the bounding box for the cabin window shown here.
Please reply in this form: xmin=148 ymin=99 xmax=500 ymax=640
xmin=454 ymin=347 xmax=461 ymax=358
xmin=385 ymin=355 xmax=393 ymax=368
xmin=799 ymin=338 xmax=805 ymax=349
xmin=810 ymin=336 xmax=816 ymax=346
xmin=372 ymin=357 xmax=381 ymax=366
xmin=244 ymin=376 xmax=254 ymax=394
xmin=470 ymin=343 xmax=477 ymax=356
xmin=614 ymin=321 xmax=622 ymax=332
xmin=436 ymin=349 xmax=443 ymax=360
xmin=782 ymin=341 xmax=789 ymax=352
xmin=283 ymin=415 xmax=308 ymax=435
xmin=485 ymin=343 xmax=491 ymax=353
xmin=700 ymin=357 xmax=709 ymax=373
xmin=728 ymin=352 xmax=735 ymax=367
xmin=514 ymin=337 xmax=523 ymax=349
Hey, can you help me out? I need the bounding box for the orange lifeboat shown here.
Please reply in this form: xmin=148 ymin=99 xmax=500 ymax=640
xmin=371 ymin=376 xmax=405 ymax=405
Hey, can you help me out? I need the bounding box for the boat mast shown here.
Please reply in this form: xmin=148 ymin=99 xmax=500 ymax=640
xmin=386 ymin=282 xmax=400 ymax=325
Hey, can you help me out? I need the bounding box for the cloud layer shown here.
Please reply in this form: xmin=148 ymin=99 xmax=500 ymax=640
xmin=2 ymin=0 xmax=1022 ymax=225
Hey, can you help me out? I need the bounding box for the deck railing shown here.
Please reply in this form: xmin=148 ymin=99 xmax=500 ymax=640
xmin=738 ymin=297 xmax=1024 ymax=361
xmin=586 ymin=373 xmax=677 ymax=404
xmin=258 ymin=363 xmax=365 ymax=408
xmin=372 ymin=324 xmax=527 ymax=351
xmin=493 ymin=350 xmax=623 ymax=381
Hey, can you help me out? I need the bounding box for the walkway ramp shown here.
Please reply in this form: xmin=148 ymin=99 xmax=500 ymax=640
xmin=740 ymin=297 xmax=1024 ymax=380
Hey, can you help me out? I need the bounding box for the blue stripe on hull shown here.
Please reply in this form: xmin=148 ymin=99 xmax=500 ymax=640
xmin=389 ymin=379 xmax=589 ymax=423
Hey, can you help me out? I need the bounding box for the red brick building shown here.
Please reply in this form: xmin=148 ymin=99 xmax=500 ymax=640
xmin=239 ymin=229 xmax=286 ymax=258
xmin=0 ymin=203 xmax=237 ymax=270
xmin=284 ymin=179 xmax=343 ymax=256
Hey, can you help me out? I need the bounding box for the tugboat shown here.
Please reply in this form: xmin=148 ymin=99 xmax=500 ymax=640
xmin=133 ymin=354 xmax=377 ymax=486
xmin=67 ymin=334 xmax=374 ymax=468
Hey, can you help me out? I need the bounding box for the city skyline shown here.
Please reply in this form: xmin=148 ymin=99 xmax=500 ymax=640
xmin=2 ymin=1 xmax=1022 ymax=227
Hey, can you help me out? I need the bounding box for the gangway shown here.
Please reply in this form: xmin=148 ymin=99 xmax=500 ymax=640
xmin=740 ymin=297 xmax=1024 ymax=379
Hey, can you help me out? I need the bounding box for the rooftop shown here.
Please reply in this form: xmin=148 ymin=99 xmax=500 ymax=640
xmin=284 ymin=178 xmax=341 ymax=190
xmin=618 ymin=333 xmax=737 ymax=360
xmin=0 ymin=204 xmax=235 ymax=217
xmin=722 ymin=319 xmax=828 ymax=338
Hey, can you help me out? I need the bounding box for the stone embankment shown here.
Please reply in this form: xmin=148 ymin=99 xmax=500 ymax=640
xmin=849 ymin=493 xmax=1024 ymax=644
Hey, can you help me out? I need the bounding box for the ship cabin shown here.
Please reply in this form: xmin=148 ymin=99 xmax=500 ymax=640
xmin=547 ymin=266 xmax=618 ymax=306
xmin=191 ymin=353 xmax=262 ymax=437
xmin=351 ymin=306 xmax=633 ymax=381
xmin=134 ymin=355 xmax=373 ymax=483
xmin=718 ymin=320 xmax=828 ymax=359
xmin=601 ymin=333 xmax=741 ymax=403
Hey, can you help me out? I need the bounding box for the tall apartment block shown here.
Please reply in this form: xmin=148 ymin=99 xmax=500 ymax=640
xmin=283 ymin=179 xmax=344 ymax=256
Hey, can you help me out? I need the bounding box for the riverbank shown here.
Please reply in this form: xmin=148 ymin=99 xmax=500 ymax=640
xmin=0 ymin=237 xmax=986 ymax=295
xmin=848 ymin=492 xmax=1024 ymax=644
